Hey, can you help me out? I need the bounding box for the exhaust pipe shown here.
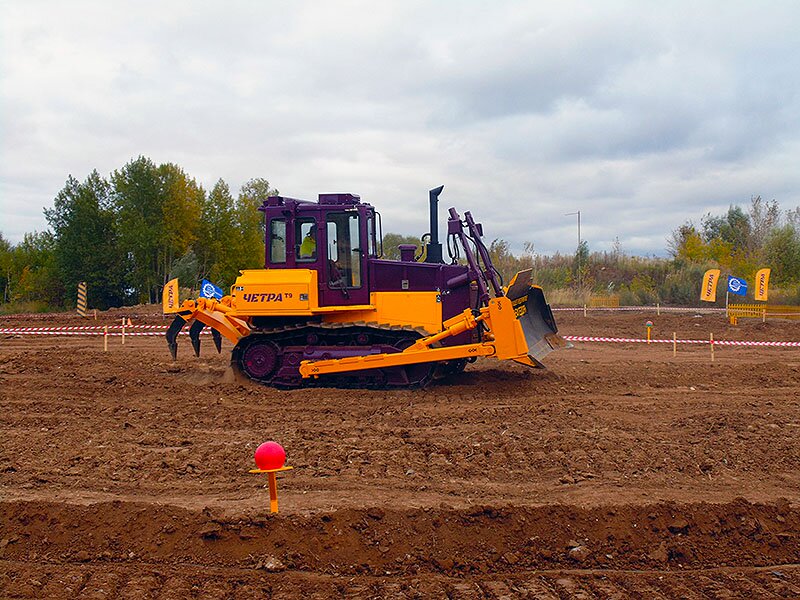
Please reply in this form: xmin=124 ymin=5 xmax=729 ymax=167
xmin=426 ymin=185 xmax=444 ymax=263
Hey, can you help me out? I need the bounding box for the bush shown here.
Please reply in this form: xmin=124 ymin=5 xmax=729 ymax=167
xmin=769 ymin=286 xmax=800 ymax=305
xmin=658 ymin=264 xmax=710 ymax=306
xmin=0 ymin=300 xmax=53 ymax=315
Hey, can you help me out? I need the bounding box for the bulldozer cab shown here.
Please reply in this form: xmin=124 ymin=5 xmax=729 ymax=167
xmin=261 ymin=194 xmax=377 ymax=306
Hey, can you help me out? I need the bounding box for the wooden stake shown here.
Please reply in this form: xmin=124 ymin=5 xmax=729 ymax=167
xmin=583 ymin=304 xmax=587 ymax=317
xmin=657 ymin=303 xmax=661 ymax=316
xmin=104 ymin=326 xmax=108 ymax=352
xmin=673 ymin=331 xmax=677 ymax=357
xmin=710 ymin=332 xmax=714 ymax=362
xmin=249 ymin=466 xmax=293 ymax=513
xmin=268 ymin=472 xmax=279 ymax=513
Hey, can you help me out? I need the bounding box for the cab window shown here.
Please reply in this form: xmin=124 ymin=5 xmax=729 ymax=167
xmin=367 ymin=215 xmax=376 ymax=257
xmin=269 ymin=219 xmax=286 ymax=263
xmin=326 ymin=212 xmax=361 ymax=287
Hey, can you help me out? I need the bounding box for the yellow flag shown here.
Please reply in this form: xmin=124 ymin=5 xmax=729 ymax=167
xmin=162 ymin=278 xmax=179 ymax=313
xmin=754 ymin=268 xmax=770 ymax=301
xmin=700 ymin=269 xmax=721 ymax=302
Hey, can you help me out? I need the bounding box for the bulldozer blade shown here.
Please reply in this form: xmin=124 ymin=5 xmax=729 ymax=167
xmin=505 ymin=271 xmax=560 ymax=367
xmin=166 ymin=315 xmax=188 ymax=361
xmin=519 ymin=286 xmax=560 ymax=362
xmin=211 ymin=329 xmax=222 ymax=353
xmin=189 ymin=320 xmax=205 ymax=357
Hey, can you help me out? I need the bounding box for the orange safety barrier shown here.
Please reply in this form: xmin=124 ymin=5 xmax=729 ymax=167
xmin=588 ymin=295 xmax=620 ymax=308
xmin=728 ymin=303 xmax=800 ymax=324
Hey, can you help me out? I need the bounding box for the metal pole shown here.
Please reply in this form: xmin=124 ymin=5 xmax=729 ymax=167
xmin=426 ymin=185 xmax=444 ymax=264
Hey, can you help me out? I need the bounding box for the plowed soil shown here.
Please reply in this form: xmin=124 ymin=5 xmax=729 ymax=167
xmin=2 ymin=306 xmax=800 ymax=598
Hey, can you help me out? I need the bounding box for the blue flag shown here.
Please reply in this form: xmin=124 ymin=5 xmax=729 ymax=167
xmin=727 ymin=276 xmax=748 ymax=296
xmin=200 ymin=279 xmax=224 ymax=299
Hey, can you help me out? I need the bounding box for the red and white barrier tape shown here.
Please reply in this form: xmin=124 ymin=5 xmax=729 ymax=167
xmin=2 ymin=327 xmax=797 ymax=347
xmin=0 ymin=324 xmax=166 ymax=332
xmin=0 ymin=328 xmax=202 ymax=336
xmin=563 ymin=335 xmax=800 ymax=347
xmin=553 ymin=306 xmax=726 ymax=313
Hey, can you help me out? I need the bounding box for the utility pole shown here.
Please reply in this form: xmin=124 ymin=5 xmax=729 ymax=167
xmin=565 ymin=211 xmax=581 ymax=290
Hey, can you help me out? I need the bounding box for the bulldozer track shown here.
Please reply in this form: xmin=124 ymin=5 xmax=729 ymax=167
xmin=231 ymin=321 xmax=462 ymax=390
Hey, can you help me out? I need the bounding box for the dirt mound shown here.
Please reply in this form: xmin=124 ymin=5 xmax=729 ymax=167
xmin=2 ymin=498 xmax=798 ymax=575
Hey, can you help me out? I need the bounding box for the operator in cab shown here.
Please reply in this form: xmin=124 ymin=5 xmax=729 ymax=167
xmin=299 ymin=224 xmax=317 ymax=258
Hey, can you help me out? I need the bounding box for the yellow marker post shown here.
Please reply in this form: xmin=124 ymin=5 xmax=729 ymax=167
xmin=249 ymin=466 xmax=294 ymax=513
xmin=645 ymin=321 xmax=653 ymax=344
xmin=77 ymin=282 xmax=87 ymax=318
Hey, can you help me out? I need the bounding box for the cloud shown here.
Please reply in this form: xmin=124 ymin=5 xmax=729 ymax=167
xmin=1 ymin=1 xmax=799 ymax=258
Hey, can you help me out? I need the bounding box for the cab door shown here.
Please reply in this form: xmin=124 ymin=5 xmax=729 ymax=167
xmin=319 ymin=210 xmax=369 ymax=306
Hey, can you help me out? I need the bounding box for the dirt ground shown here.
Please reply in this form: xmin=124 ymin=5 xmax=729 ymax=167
xmin=1 ymin=306 xmax=799 ymax=598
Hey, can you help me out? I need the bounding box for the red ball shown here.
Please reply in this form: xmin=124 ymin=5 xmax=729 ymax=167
xmin=254 ymin=441 xmax=286 ymax=471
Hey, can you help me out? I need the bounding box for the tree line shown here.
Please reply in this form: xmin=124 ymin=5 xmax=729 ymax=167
xmin=668 ymin=196 xmax=800 ymax=285
xmin=1 ymin=156 xmax=276 ymax=310
xmin=1 ymin=160 xmax=798 ymax=313
xmin=482 ymin=196 xmax=800 ymax=306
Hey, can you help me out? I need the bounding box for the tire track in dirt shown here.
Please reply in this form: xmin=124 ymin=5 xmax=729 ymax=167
xmin=3 ymin=561 xmax=800 ymax=599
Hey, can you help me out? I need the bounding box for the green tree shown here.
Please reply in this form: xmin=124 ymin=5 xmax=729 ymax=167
xmin=764 ymin=224 xmax=800 ymax=285
xmin=747 ymin=196 xmax=780 ymax=257
xmin=573 ymin=239 xmax=590 ymax=291
xmin=381 ymin=233 xmax=423 ymax=261
xmin=668 ymin=222 xmax=705 ymax=260
xmin=673 ymin=204 xmax=758 ymax=266
xmin=169 ymin=249 xmax=201 ymax=289
xmin=0 ymin=233 xmax=11 ymax=303
xmin=8 ymin=232 xmax=62 ymax=306
xmin=159 ymin=162 xmax=204 ymax=286
xmin=112 ymin=157 xmax=204 ymax=302
xmin=235 ymin=178 xmax=279 ymax=270
xmin=196 ymin=179 xmax=239 ymax=286
xmin=45 ymin=171 xmax=128 ymax=309
xmin=112 ymin=157 xmax=163 ymax=302
xmin=701 ymin=206 xmax=751 ymax=251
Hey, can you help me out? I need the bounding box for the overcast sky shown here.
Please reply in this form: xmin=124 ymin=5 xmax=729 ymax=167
xmin=2 ymin=1 xmax=799 ymax=257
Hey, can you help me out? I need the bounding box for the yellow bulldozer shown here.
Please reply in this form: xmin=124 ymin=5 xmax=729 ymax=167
xmin=164 ymin=186 xmax=562 ymax=389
